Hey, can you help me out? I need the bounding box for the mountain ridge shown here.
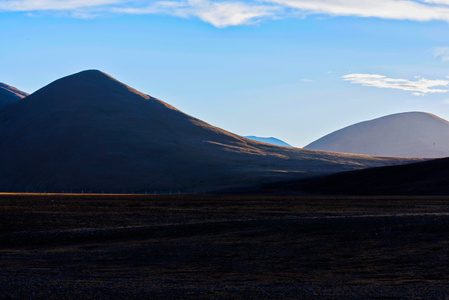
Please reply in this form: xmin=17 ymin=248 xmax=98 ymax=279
xmin=0 ymin=82 xmax=28 ymax=108
xmin=0 ymin=70 xmax=420 ymax=192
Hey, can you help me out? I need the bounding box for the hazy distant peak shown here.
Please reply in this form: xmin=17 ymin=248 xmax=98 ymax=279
xmin=406 ymin=111 xmax=449 ymax=125
xmin=369 ymin=111 xmax=445 ymax=120
xmin=351 ymin=112 xmax=449 ymax=130
xmin=305 ymin=111 xmax=449 ymax=158
xmin=378 ymin=111 xmax=442 ymax=118
xmin=244 ymin=136 xmax=292 ymax=147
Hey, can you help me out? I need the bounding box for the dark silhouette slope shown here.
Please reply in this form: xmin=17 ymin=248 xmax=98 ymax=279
xmin=305 ymin=112 xmax=449 ymax=157
xmin=0 ymin=83 xmax=28 ymax=107
xmin=299 ymin=157 xmax=449 ymax=195
xmin=0 ymin=70 xmax=419 ymax=192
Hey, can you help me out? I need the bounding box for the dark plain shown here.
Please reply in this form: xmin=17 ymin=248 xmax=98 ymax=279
xmin=2 ymin=194 xmax=449 ymax=299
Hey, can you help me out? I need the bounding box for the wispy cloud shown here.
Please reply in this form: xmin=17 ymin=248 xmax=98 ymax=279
xmin=265 ymin=0 xmax=449 ymax=22
xmin=342 ymin=73 xmax=449 ymax=96
xmin=113 ymin=0 xmax=278 ymax=28
xmin=421 ymin=0 xmax=449 ymax=4
xmin=0 ymin=0 xmax=277 ymax=27
xmin=4 ymin=0 xmax=449 ymax=27
xmin=0 ymin=0 xmax=122 ymax=11
xmin=300 ymin=78 xmax=313 ymax=82
xmin=434 ymin=47 xmax=449 ymax=62
xmin=193 ymin=1 xmax=277 ymax=27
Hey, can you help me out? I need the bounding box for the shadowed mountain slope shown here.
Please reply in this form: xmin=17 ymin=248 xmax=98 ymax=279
xmin=244 ymin=136 xmax=292 ymax=147
xmin=305 ymin=112 xmax=449 ymax=158
xmin=291 ymin=157 xmax=449 ymax=195
xmin=0 ymin=83 xmax=28 ymax=108
xmin=0 ymin=70 xmax=420 ymax=192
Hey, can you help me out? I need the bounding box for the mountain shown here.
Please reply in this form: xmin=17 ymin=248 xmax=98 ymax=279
xmin=304 ymin=112 xmax=449 ymax=158
xmin=0 ymin=83 xmax=28 ymax=107
xmin=0 ymin=70 xmax=420 ymax=193
xmin=294 ymin=157 xmax=449 ymax=195
xmin=244 ymin=136 xmax=292 ymax=147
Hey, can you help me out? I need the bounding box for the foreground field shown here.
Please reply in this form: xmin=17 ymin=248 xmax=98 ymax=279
xmin=2 ymin=194 xmax=449 ymax=299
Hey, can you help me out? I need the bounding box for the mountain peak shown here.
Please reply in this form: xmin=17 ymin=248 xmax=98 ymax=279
xmin=244 ymin=136 xmax=292 ymax=147
xmin=25 ymin=69 xmax=153 ymax=108
xmin=66 ymin=69 xmax=117 ymax=81
xmin=305 ymin=111 xmax=449 ymax=157
xmin=50 ymin=69 xmax=127 ymax=87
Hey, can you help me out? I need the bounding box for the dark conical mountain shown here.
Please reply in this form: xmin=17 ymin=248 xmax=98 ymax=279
xmin=0 ymin=70 xmax=419 ymax=192
xmin=0 ymin=82 xmax=28 ymax=108
xmin=305 ymin=112 xmax=449 ymax=158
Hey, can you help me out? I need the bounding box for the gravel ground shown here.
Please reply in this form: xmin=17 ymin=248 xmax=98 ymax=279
xmin=2 ymin=194 xmax=449 ymax=299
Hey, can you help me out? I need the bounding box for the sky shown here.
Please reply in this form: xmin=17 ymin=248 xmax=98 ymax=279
xmin=1 ymin=0 xmax=449 ymax=147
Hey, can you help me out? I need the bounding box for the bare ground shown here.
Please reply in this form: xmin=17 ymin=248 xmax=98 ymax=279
xmin=2 ymin=194 xmax=449 ymax=299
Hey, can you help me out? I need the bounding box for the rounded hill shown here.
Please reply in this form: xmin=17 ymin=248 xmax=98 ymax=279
xmin=305 ymin=112 xmax=449 ymax=158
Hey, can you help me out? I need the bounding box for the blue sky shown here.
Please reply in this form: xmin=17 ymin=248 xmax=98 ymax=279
xmin=2 ymin=0 xmax=449 ymax=147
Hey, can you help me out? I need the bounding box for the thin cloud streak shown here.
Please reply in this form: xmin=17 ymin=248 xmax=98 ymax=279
xmin=421 ymin=0 xmax=449 ymax=4
xmin=265 ymin=0 xmax=449 ymax=22
xmin=434 ymin=47 xmax=449 ymax=62
xmin=342 ymin=74 xmax=449 ymax=96
xmin=4 ymin=0 xmax=449 ymax=27
xmin=0 ymin=0 xmax=123 ymax=11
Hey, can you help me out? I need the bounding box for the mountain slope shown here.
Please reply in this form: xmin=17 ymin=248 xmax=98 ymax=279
xmin=298 ymin=157 xmax=449 ymax=195
xmin=305 ymin=112 xmax=449 ymax=158
xmin=0 ymin=70 xmax=420 ymax=192
xmin=0 ymin=83 xmax=28 ymax=107
xmin=244 ymin=136 xmax=292 ymax=147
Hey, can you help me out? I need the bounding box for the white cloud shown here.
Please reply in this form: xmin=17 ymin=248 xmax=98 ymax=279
xmin=265 ymin=0 xmax=449 ymax=22
xmin=434 ymin=47 xmax=449 ymax=62
xmin=0 ymin=0 xmax=277 ymax=26
xmin=115 ymin=0 xmax=277 ymax=27
xmin=195 ymin=1 xmax=276 ymax=27
xmin=5 ymin=0 xmax=449 ymax=27
xmin=112 ymin=1 xmax=193 ymax=18
xmin=342 ymin=73 xmax=449 ymax=96
xmin=300 ymin=78 xmax=313 ymax=82
xmin=421 ymin=0 xmax=449 ymax=4
xmin=0 ymin=0 xmax=122 ymax=11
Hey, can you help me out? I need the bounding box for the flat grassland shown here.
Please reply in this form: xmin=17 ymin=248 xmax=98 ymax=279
xmin=2 ymin=194 xmax=449 ymax=299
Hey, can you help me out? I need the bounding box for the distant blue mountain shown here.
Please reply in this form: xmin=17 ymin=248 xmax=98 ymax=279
xmin=244 ymin=136 xmax=292 ymax=147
